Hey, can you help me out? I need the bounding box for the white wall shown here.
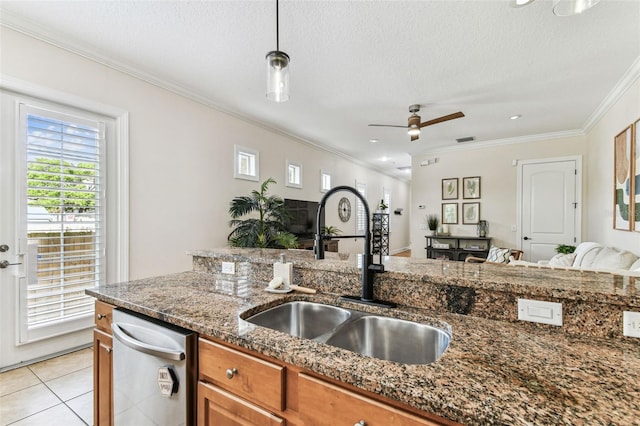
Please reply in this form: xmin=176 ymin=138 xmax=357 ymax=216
xmin=410 ymin=137 xmax=586 ymax=257
xmin=585 ymin=77 xmax=640 ymax=250
xmin=410 ymin=78 xmax=640 ymax=258
xmin=1 ymin=28 xmax=410 ymax=280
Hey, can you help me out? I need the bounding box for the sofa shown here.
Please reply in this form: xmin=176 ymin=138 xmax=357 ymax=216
xmin=509 ymin=242 xmax=640 ymax=276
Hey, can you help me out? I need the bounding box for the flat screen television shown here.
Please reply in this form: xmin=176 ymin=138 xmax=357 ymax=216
xmin=284 ymin=198 xmax=325 ymax=240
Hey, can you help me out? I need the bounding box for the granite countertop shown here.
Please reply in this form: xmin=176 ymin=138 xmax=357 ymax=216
xmin=188 ymin=248 xmax=640 ymax=307
xmin=87 ymin=270 xmax=640 ymax=426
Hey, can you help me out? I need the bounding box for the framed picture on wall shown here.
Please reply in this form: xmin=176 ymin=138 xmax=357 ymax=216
xmin=442 ymin=203 xmax=458 ymax=224
xmin=441 ymin=178 xmax=458 ymax=200
xmin=462 ymin=202 xmax=480 ymax=224
xmin=614 ymin=125 xmax=632 ymax=231
xmin=463 ymin=176 xmax=481 ymax=199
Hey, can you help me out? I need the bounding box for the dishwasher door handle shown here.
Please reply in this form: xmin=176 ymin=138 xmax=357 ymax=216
xmin=112 ymin=322 xmax=186 ymax=361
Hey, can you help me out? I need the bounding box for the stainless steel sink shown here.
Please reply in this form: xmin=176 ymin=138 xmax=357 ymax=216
xmin=245 ymin=301 xmax=451 ymax=365
xmin=324 ymin=315 xmax=450 ymax=364
xmin=245 ymin=301 xmax=351 ymax=339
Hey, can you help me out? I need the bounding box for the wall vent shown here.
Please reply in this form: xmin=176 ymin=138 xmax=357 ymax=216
xmin=456 ymin=136 xmax=475 ymax=143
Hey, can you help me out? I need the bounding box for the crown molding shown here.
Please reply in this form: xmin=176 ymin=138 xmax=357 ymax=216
xmin=0 ymin=9 xmax=409 ymax=183
xmin=583 ymin=56 xmax=640 ymax=133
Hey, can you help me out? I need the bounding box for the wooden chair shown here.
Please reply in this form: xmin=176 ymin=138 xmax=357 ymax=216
xmin=465 ymin=249 xmax=523 ymax=264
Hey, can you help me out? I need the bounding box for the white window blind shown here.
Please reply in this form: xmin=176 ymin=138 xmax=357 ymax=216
xmin=22 ymin=106 xmax=104 ymax=330
xmin=355 ymin=181 xmax=367 ymax=233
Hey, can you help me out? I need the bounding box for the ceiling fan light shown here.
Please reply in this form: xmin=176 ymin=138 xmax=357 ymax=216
xmin=407 ymin=125 xmax=421 ymax=137
xmin=266 ymin=50 xmax=290 ymax=102
xmin=552 ymin=0 xmax=600 ymax=16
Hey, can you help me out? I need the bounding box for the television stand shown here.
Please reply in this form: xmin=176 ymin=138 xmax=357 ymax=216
xmin=297 ymin=238 xmax=339 ymax=252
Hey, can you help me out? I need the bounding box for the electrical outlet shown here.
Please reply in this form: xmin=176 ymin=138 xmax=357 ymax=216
xmin=221 ymin=261 xmax=235 ymax=275
xmin=623 ymin=311 xmax=640 ymax=338
xmin=419 ymin=223 xmax=427 ymax=230
xmin=518 ymin=298 xmax=562 ymax=326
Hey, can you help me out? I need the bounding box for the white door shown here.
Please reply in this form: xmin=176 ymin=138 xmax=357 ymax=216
xmin=518 ymin=157 xmax=581 ymax=262
xmin=0 ymin=92 xmax=104 ymax=369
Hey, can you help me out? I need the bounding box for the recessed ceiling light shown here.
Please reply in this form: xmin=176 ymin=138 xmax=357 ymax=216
xmin=509 ymin=114 xmax=522 ymax=120
xmin=511 ymin=0 xmax=535 ymax=7
xmin=380 ymin=156 xmax=388 ymax=162
xmin=369 ymin=139 xmax=379 ymax=143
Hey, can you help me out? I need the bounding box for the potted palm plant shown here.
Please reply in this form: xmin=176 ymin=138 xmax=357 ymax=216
xmin=227 ymin=178 xmax=298 ymax=248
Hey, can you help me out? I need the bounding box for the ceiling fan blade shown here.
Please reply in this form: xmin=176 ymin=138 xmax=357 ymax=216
xmin=368 ymin=124 xmax=408 ymax=128
xmin=410 ymin=134 xmax=419 ymax=142
xmin=419 ymin=111 xmax=465 ymax=128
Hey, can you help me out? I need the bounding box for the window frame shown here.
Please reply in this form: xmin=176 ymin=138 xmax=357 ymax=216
xmin=320 ymin=170 xmax=332 ymax=193
xmin=234 ymin=144 xmax=259 ymax=181
xmin=286 ymin=160 xmax=303 ymax=189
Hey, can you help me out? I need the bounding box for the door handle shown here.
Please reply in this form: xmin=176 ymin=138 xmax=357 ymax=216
xmin=0 ymin=260 xmax=22 ymax=269
xmin=112 ymin=322 xmax=185 ymax=361
xmin=523 ymin=236 xmax=531 ymax=241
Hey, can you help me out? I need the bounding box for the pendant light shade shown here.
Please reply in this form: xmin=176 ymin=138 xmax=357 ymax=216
xmin=266 ymin=0 xmax=290 ymax=102
xmin=266 ymin=50 xmax=290 ymax=102
xmin=552 ymin=0 xmax=600 ymax=16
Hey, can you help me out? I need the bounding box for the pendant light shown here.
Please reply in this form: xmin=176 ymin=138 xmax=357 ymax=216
xmin=266 ymin=0 xmax=290 ymax=102
xmin=552 ymin=0 xmax=600 ymax=16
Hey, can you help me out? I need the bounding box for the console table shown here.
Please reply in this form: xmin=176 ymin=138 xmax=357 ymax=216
xmin=425 ymin=235 xmax=492 ymax=261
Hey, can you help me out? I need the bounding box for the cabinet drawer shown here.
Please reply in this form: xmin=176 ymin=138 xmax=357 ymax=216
xmin=199 ymin=339 xmax=285 ymax=412
xmin=298 ymin=373 xmax=444 ymax=426
xmin=95 ymin=301 xmax=114 ymax=334
xmin=198 ymin=381 xmax=284 ymax=426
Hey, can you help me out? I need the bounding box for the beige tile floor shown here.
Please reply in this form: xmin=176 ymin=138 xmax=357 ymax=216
xmin=0 ymin=348 xmax=93 ymax=426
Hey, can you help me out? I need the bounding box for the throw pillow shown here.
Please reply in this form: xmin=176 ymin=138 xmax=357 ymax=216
xmin=548 ymin=253 xmax=576 ymax=267
xmin=486 ymin=246 xmax=510 ymax=263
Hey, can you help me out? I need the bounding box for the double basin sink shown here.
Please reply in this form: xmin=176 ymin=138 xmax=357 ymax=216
xmin=245 ymin=301 xmax=450 ymax=365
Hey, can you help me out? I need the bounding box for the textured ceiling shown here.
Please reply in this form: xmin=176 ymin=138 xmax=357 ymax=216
xmin=1 ymin=0 xmax=639 ymax=179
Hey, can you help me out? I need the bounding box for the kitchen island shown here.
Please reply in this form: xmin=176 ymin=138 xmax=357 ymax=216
xmin=87 ymin=248 xmax=640 ymax=425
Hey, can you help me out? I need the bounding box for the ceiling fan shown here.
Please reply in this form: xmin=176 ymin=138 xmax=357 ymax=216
xmin=368 ymin=104 xmax=465 ymax=141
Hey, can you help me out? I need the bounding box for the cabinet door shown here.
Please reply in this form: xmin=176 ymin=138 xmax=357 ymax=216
xmin=199 ymin=338 xmax=285 ymax=412
xmin=93 ymin=329 xmax=113 ymax=426
xmin=198 ymin=381 xmax=284 ymax=426
xmin=298 ymin=374 xmax=446 ymax=426
xmin=94 ymin=300 xmax=114 ymax=333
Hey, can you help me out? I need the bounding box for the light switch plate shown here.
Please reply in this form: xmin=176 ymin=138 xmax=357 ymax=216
xmin=221 ymin=261 xmax=235 ymax=275
xmin=623 ymin=311 xmax=640 ymax=338
xmin=518 ymin=298 xmax=562 ymax=326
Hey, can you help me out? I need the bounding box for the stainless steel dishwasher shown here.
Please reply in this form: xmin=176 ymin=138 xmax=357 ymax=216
xmin=111 ymin=309 xmax=196 ymax=425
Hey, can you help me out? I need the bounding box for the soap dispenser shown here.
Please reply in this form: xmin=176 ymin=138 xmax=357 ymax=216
xmin=273 ymin=254 xmax=293 ymax=286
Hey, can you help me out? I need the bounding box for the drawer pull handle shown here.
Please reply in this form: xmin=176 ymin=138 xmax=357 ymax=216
xmin=97 ymin=313 xmax=106 ymax=320
xmin=226 ymin=368 xmax=238 ymax=379
xmin=354 ymin=421 xmax=366 ymax=426
xmin=105 ymin=347 xmax=112 ymax=353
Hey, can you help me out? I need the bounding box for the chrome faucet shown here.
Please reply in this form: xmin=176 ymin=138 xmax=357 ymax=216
xmin=315 ymin=185 xmax=395 ymax=308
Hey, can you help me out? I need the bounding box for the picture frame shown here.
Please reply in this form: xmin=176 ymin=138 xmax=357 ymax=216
xmin=614 ymin=125 xmax=632 ymax=231
xmin=462 ymin=202 xmax=480 ymax=225
xmin=462 ymin=176 xmax=481 ymax=199
xmin=441 ymin=178 xmax=458 ymax=200
xmin=442 ymin=203 xmax=458 ymax=224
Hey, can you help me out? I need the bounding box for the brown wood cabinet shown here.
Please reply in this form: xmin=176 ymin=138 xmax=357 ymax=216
xmin=198 ymin=337 xmax=454 ymax=426
xmin=198 ymin=381 xmax=284 ymax=426
xmin=299 ymin=373 xmax=444 ymax=426
xmin=93 ymin=301 xmax=114 ymax=426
